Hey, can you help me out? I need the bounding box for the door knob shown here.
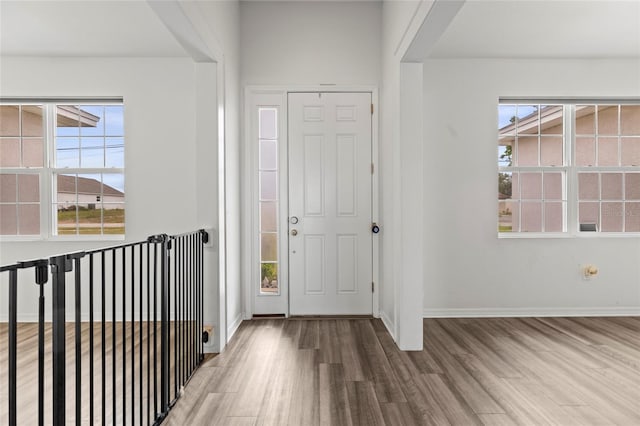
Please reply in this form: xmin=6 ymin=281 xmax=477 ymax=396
xmin=290 ymin=229 xmax=298 ymax=236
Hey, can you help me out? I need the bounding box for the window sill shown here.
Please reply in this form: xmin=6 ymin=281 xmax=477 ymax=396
xmin=1 ymin=234 xmax=126 ymax=243
xmin=498 ymin=232 xmax=640 ymax=239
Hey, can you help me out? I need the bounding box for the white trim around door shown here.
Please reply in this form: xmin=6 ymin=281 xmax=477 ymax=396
xmin=242 ymin=86 xmax=380 ymax=319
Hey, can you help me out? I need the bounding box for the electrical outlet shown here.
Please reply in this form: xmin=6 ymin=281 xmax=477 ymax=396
xmin=583 ymin=264 xmax=599 ymax=280
xmin=203 ymin=325 xmax=214 ymax=345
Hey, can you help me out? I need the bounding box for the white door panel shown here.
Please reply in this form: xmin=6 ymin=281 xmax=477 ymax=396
xmin=288 ymin=92 xmax=372 ymax=315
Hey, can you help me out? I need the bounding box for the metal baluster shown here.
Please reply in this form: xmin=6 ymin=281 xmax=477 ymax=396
xmin=89 ymin=254 xmax=95 ymax=424
xmin=8 ymin=268 xmax=17 ymax=426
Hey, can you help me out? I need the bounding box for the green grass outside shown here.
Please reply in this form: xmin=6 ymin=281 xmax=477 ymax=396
xmin=57 ymin=207 xmax=125 ymax=235
xmin=57 ymin=208 xmax=124 ymax=224
xmin=58 ymin=226 xmax=125 ymax=235
xmin=498 ymin=225 xmax=512 ymax=232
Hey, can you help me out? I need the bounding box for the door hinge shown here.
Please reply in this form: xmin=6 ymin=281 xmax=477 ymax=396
xmin=371 ymin=103 xmax=374 ymax=115
xmin=372 ymin=282 xmax=374 ymax=293
xmin=371 ymin=163 xmax=374 ymax=174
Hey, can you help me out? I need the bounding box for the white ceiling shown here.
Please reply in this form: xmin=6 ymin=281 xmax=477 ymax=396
xmin=0 ymin=1 xmax=188 ymax=57
xmin=2 ymin=0 xmax=638 ymax=59
xmin=429 ymin=0 xmax=640 ymax=59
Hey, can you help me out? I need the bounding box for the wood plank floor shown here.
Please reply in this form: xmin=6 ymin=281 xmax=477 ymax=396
xmin=164 ymin=317 xmax=640 ymax=426
xmin=0 ymin=321 xmax=198 ymax=425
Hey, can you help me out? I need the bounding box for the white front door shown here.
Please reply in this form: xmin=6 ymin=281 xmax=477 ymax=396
xmin=288 ymin=92 xmax=373 ymax=315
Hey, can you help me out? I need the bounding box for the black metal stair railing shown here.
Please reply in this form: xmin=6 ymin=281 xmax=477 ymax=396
xmin=0 ymin=229 xmax=208 ymax=426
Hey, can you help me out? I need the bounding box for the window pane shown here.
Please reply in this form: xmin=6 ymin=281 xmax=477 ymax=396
xmin=260 ymin=233 xmax=278 ymax=261
xmin=259 ymin=108 xmax=277 ymax=139
xmin=575 ymin=137 xmax=595 ymax=166
xmin=575 ymin=105 xmax=595 ymax=135
xmin=0 ymin=174 xmax=17 ymax=202
xmin=261 ymin=263 xmax=278 ymax=293
xmin=597 ymin=137 xmax=619 ymax=166
xmin=620 ymin=105 xmax=640 ymax=135
xmin=81 ymin=137 xmax=103 ymax=149
xmin=81 ymin=147 xmax=105 ymax=168
xmin=540 ymin=105 xmax=563 ymax=135
xmin=105 ymin=106 xmax=124 ymax=135
xmin=105 ymin=144 xmax=124 ymax=168
xmin=0 ymin=106 xmax=19 ymax=136
xmin=23 ymin=138 xmax=44 ymax=167
xmin=601 ymin=202 xmax=623 ymax=232
xmin=601 ymin=173 xmax=622 ymax=200
xmin=498 ymin=105 xmax=517 ymax=131
xmin=56 ymin=149 xmax=80 ymax=168
xmin=56 ymin=106 xmax=80 ymax=136
xmin=625 ymin=173 xmax=640 ymax=200
xmin=540 ymin=136 xmax=562 ymax=166
xmin=515 ymin=105 xmax=538 ymax=134
xmin=0 ymin=138 xmax=20 ymax=167
xmin=76 ymin=203 xmax=102 ymax=235
xmin=103 ymin=203 xmax=125 ymax=235
xmin=498 ymin=199 xmax=516 ymax=232
xmin=544 ymin=202 xmax=563 ymax=232
xmin=102 ymin=174 xmax=125 ymax=198
xmin=511 ymin=172 xmax=520 ymax=199
xmin=57 ymin=205 xmax=77 ymax=235
xmin=260 ymin=202 xmax=277 ymax=232
xmin=259 ymin=139 xmax=277 ymax=170
xmin=520 ymin=172 xmax=542 ymax=199
xmin=18 ymin=174 xmax=39 ymax=202
xmin=521 ymin=202 xmax=542 ymax=232
xmin=544 ymin=172 xmax=563 ymax=200
xmin=621 ymin=137 xmax=640 ymax=166
xmin=260 ymin=171 xmax=277 ymax=201
xmin=22 ymin=106 xmax=44 ymax=137
xmin=578 ymin=173 xmax=599 ymax=200
xmin=625 ymin=202 xmax=640 ymax=232
xmin=17 ymin=204 xmax=39 ymax=235
xmin=0 ymin=204 xmax=17 ymax=234
xmin=597 ymin=105 xmax=619 ymax=135
xmin=79 ymin=105 xmax=105 ymax=136
xmin=517 ymin=136 xmax=538 ymax=166
xmin=579 ymin=202 xmax=599 ymax=229
xmin=498 ymin=138 xmax=513 ymax=166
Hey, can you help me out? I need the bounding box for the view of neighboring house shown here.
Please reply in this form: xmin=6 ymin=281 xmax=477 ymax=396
xmin=56 ymin=174 xmax=124 ymax=209
xmin=498 ymin=104 xmax=640 ymax=232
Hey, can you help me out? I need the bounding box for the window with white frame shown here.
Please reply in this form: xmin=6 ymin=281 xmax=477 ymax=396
xmin=258 ymin=107 xmax=279 ymax=293
xmin=498 ymin=101 xmax=640 ymax=234
xmin=0 ymin=101 xmax=125 ymax=238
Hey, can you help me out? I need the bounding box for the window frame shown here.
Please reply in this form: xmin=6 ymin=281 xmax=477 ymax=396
xmin=0 ymin=99 xmax=125 ymax=241
xmin=498 ymin=99 xmax=640 ymax=238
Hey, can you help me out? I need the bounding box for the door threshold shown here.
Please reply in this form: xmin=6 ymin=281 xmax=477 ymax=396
xmin=252 ymin=314 xmax=287 ymax=319
xmin=288 ymin=315 xmax=374 ymax=320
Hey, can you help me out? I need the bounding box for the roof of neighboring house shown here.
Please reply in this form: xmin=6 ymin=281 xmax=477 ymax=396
xmin=498 ymin=192 xmax=511 ymax=200
xmin=57 ymin=175 xmax=124 ymax=197
xmin=56 ymin=105 xmax=100 ymax=128
xmin=499 ymin=105 xmax=614 ymax=142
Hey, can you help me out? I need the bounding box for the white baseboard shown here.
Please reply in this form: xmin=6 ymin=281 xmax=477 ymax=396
xmin=227 ymin=312 xmax=244 ymax=341
xmin=423 ymin=307 xmax=640 ymax=318
xmin=379 ymin=310 xmax=396 ymax=341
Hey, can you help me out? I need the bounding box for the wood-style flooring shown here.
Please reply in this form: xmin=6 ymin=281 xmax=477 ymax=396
xmin=165 ymin=317 xmax=640 ymax=426
xmin=0 ymin=321 xmax=197 ymax=425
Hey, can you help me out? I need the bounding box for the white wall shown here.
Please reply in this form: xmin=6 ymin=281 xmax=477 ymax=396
xmin=241 ymin=1 xmax=382 ymax=86
xmin=188 ymin=0 xmax=242 ymax=343
xmin=379 ymin=0 xmax=423 ymax=345
xmin=423 ymin=58 xmax=640 ymax=316
xmin=0 ymin=56 xmax=205 ymax=319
